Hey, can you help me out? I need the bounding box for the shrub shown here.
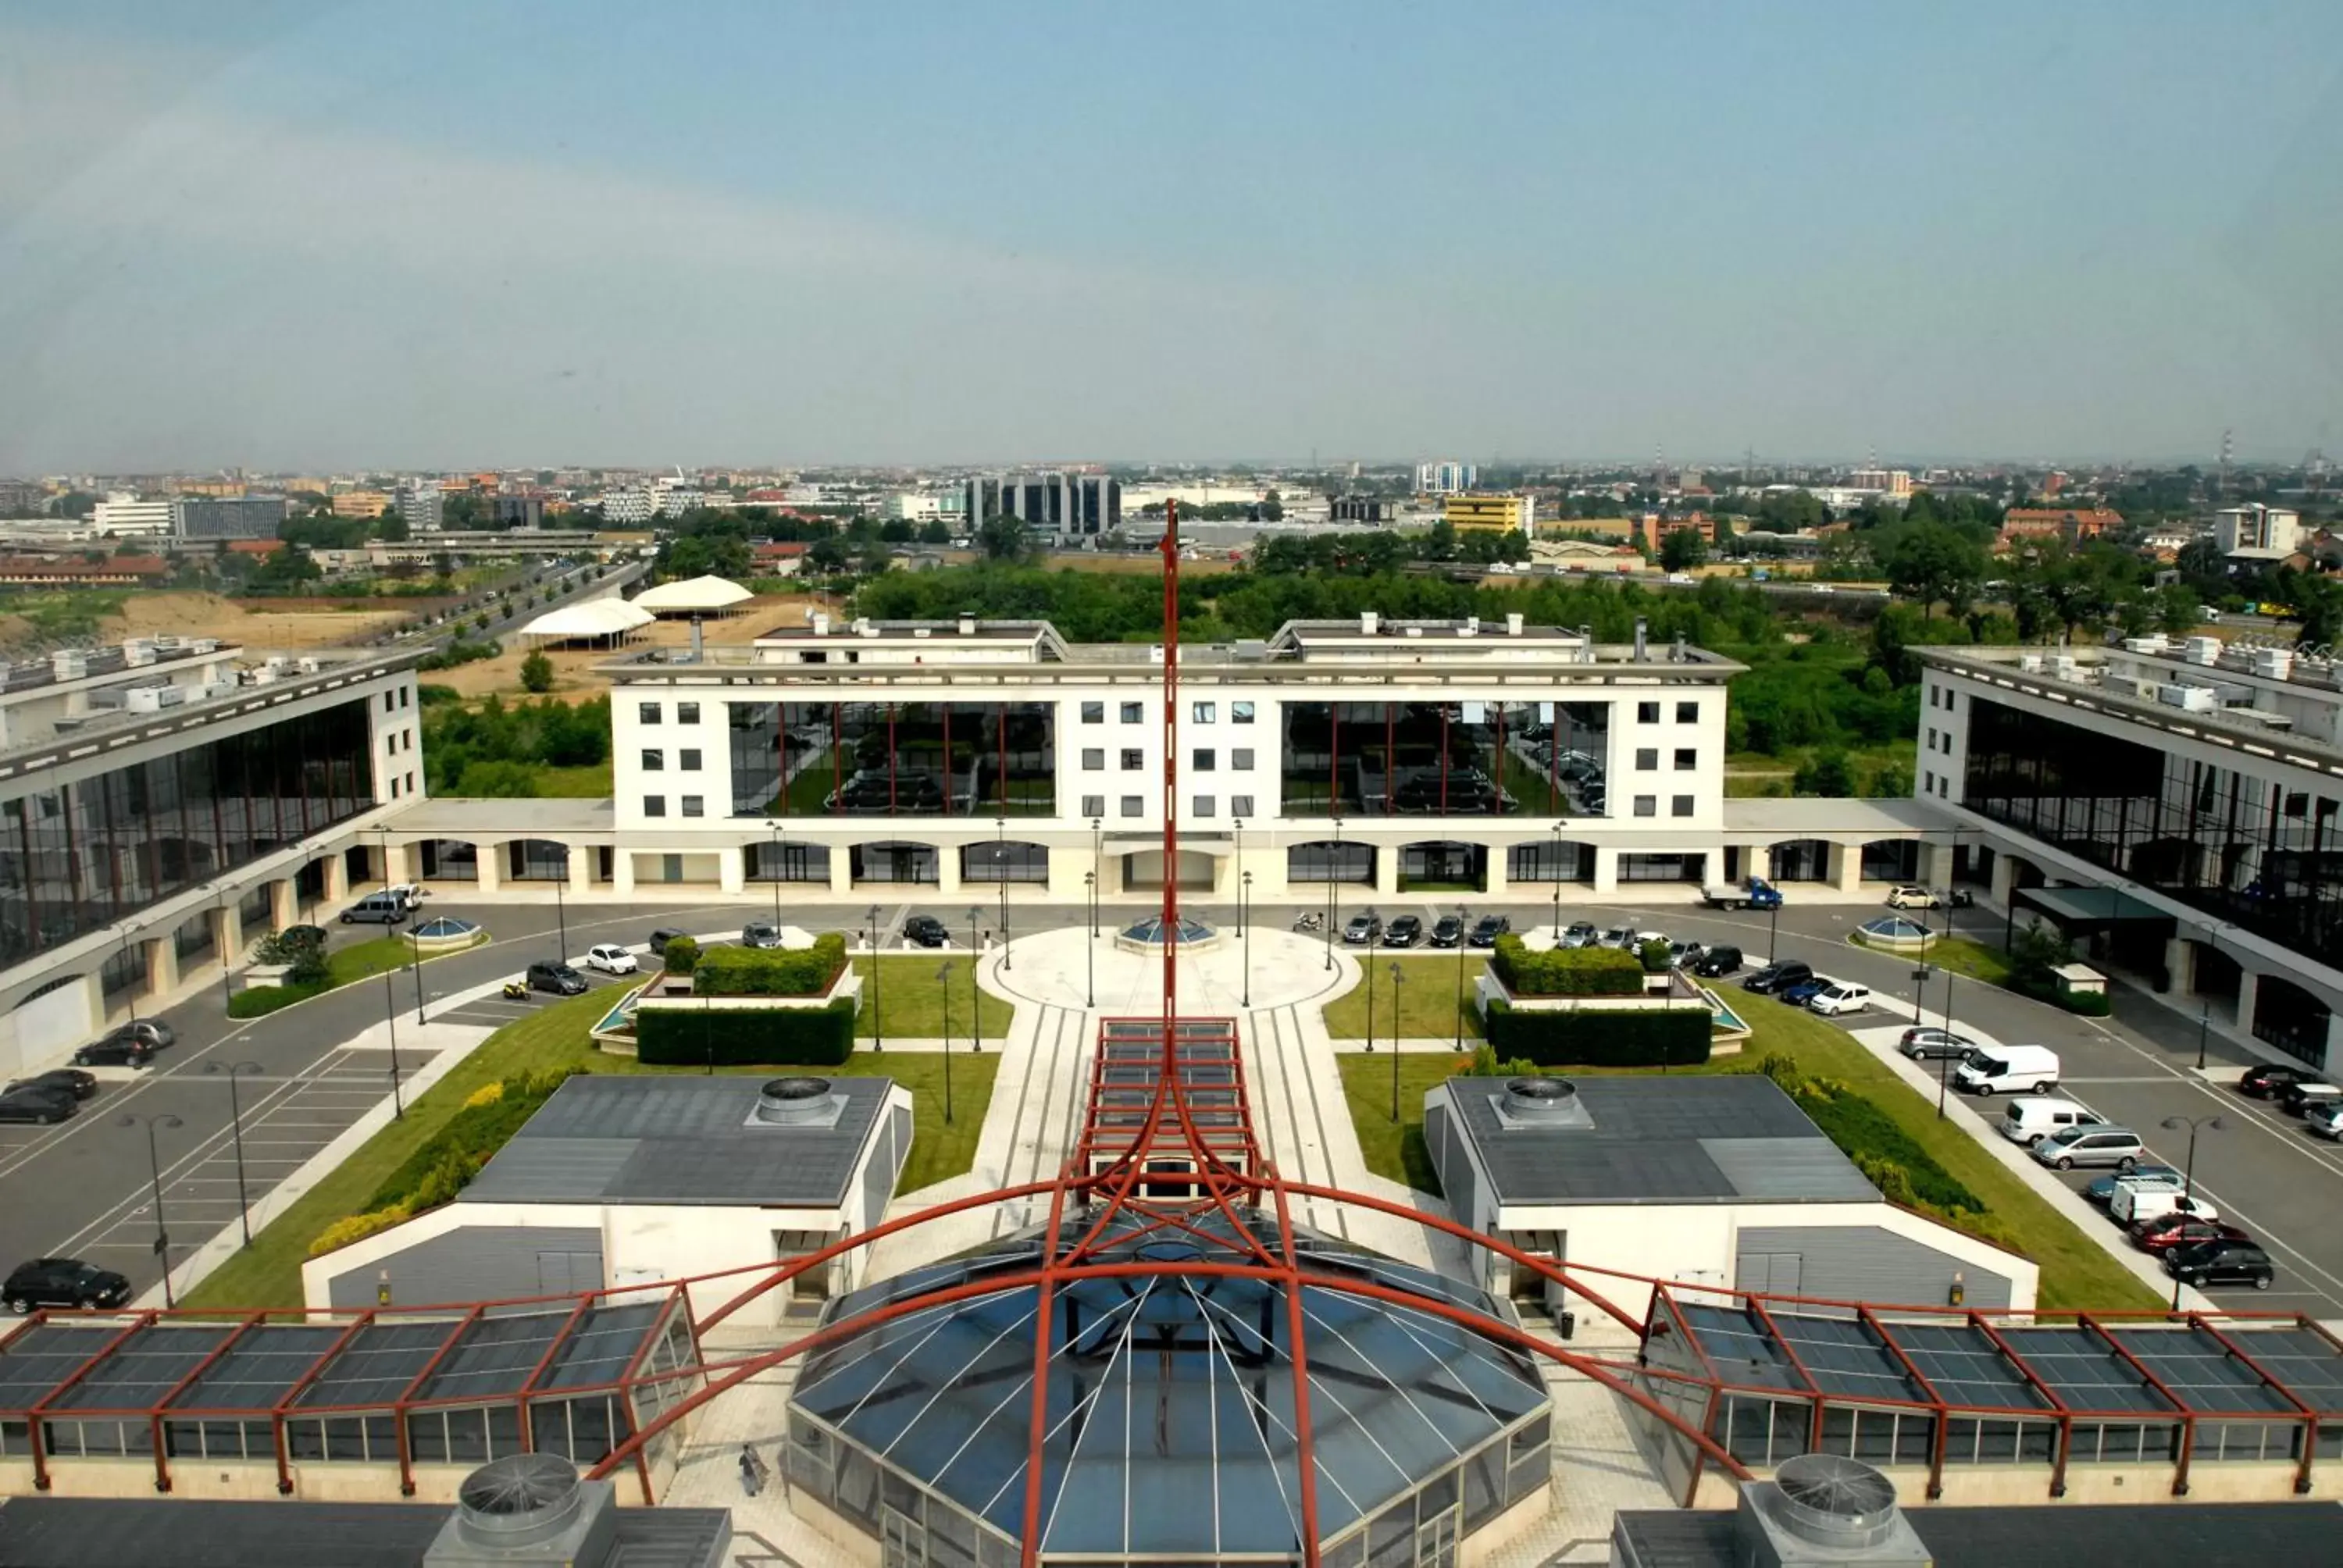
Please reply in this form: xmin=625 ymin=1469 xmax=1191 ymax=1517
xmin=660 ymin=935 xmax=701 ymax=976
xmin=694 ymin=933 xmax=848 ymax=996
xmin=519 ymin=649 xmax=554 ymax=692
xmin=363 ymin=1066 xmax=583 ymax=1213
xmin=1636 ymin=938 xmax=1671 ymax=974
xmin=287 ymin=946 xmax=330 ymax=987
xmin=636 ymin=998 xmax=857 ymax=1067
xmin=1481 ymin=1001 xmax=1712 ymax=1067
xmin=462 ymin=1082 xmax=505 ymax=1110
xmin=1489 ymin=936 xmax=1644 ymax=997
xmin=228 ymin=981 xmax=326 ymax=1018
xmin=308 ymin=1203 xmax=412 ymax=1258
xmin=1788 ymin=1077 xmax=1982 ymax=1213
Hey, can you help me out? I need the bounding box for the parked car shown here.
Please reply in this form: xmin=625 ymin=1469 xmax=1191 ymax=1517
xmin=2307 ymin=1103 xmax=2343 ymax=1140
xmin=1998 ymin=1097 xmax=2103 ymax=1146
xmin=70 ymin=1035 xmax=153 ymax=1068
xmin=3 ymin=1257 xmax=132 ymax=1313
xmin=526 ymin=960 xmax=588 ymax=996
xmin=1384 ymin=915 xmax=1424 ymax=949
xmin=1560 ymin=921 xmax=1598 ymax=949
xmin=2114 ymin=1187 xmax=2220 ymax=1228
xmin=2278 ymin=1079 xmax=2343 ymax=1115
xmin=2 ymin=1069 xmax=95 ymax=1102
xmin=1899 ymin=1027 xmax=1977 ymax=1060
xmin=2031 ymin=1124 xmax=2145 ymax=1171
xmin=903 ymin=915 xmax=950 ymax=948
xmin=2166 ymin=1238 xmax=2275 ymax=1290
xmin=1343 ymin=914 xmax=1383 ymax=945
xmin=2132 ymin=1216 xmax=2251 ymax=1255
xmin=1467 ymin=914 xmax=1512 ymax=948
xmin=1692 ymin=946 xmax=1744 ymax=978
xmin=1807 ymin=981 xmax=1871 ymax=1017
xmin=742 ymin=921 xmax=783 ymax=949
xmin=100 ymin=1019 xmax=175 ymax=1052
xmin=585 ymin=943 xmax=640 ymax=975
xmin=340 ymin=892 xmax=408 ymax=925
xmin=1429 ymin=915 xmax=1465 ymax=948
xmin=1599 ymin=926 xmax=1639 ymax=949
xmin=647 ymin=927 xmax=688 ymax=955
xmin=2084 ymin=1165 xmax=2185 ymax=1206
xmin=1779 ymin=976 xmax=1831 ymax=1007
xmin=1885 ymin=886 xmax=1939 ymax=910
xmin=1956 ymin=1043 xmax=2061 ymax=1096
xmin=0 ymin=1088 xmax=74 ymax=1125
xmin=2238 ymin=1063 xmax=2322 ymax=1099
xmin=383 ymin=883 xmax=426 ymax=909
xmin=1667 ymin=940 xmax=1707 ymax=968
xmin=1742 ymin=960 xmax=1815 ymax=995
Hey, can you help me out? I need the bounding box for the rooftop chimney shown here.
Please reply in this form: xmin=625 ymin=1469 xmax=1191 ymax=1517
xmin=689 ymin=614 xmax=704 ymax=661
xmin=1672 ymin=632 xmax=1686 ymax=663
xmin=1633 ymin=618 xmax=1649 ymax=661
xmin=811 ymin=613 xmax=829 ymax=636
xmin=1507 ymin=612 xmax=1525 ymax=636
xmin=1361 ymin=611 xmax=1379 ymax=636
xmin=752 ymin=1076 xmax=836 ymax=1125
xmin=958 ymin=612 xmax=976 ymax=636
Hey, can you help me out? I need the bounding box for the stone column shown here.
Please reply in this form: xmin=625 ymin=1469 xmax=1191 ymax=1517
xmin=211 ymin=903 xmax=242 ymax=973
xmin=1833 ymin=843 xmax=1864 ymax=893
xmin=1591 ymin=847 xmax=1618 ymax=895
xmin=144 ymin=934 xmax=178 ymax=1000
xmin=323 ymin=852 xmax=351 ymax=901
xmin=569 ymin=846 xmax=594 ymax=895
xmin=1920 ymin=839 xmax=1953 ymax=889
xmin=269 ymin=877 xmax=298 ymax=932
xmin=383 ymin=841 xmax=413 ymax=887
xmin=935 ymin=845 xmax=962 ymax=896
xmin=475 ymin=843 xmax=503 ymax=894
xmin=1373 ymin=841 xmax=1400 ymax=896
xmin=2234 ymin=971 xmax=2261 ymax=1041
xmin=1988 ymin=850 xmax=2017 ymax=907
xmin=2161 ymin=934 xmax=2191 ymax=996
xmin=828 ymin=848 xmax=851 ymax=893
xmin=612 ymin=851 xmax=637 ymax=897
xmin=718 ymin=846 xmax=746 ymax=894
xmin=1482 ymin=843 xmax=1510 ymax=897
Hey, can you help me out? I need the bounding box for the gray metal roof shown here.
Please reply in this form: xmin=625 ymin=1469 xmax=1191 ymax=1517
xmin=1442 ymin=1074 xmax=1877 ymax=1207
xmin=460 ymin=1074 xmax=892 ymax=1208
xmin=1611 ymin=1501 xmax=2343 ymax=1568
xmin=0 ymin=1495 xmax=730 ymax=1568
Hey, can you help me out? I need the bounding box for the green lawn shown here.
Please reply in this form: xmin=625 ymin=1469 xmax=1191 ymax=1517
xmin=182 ymin=991 xmax=998 ymax=1311
xmin=1332 ymin=994 xmax=2161 ymax=1313
xmin=854 ymin=955 xmax=1014 ymax=1042
xmin=533 ymin=761 xmax=614 ymax=797
xmin=1324 ymin=953 xmax=1486 ymax=1042
xmin=1918 ymin=935 xmax=2013 ymax=986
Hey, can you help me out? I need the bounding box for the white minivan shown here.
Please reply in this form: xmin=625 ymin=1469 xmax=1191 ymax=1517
xmin=1956 ymin=1042 xmax=2060 ymax=1096
xmin=1998 ymin=1096 xmax=2102 ymax=1146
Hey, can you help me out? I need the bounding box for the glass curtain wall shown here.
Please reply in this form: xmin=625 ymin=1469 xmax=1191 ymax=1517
xmin=0 ymin=700 xmax=373 ymax=968
xmin=731 ymin=701 xmax=1054 ymax=818
xmin=1279 ymin=701 xmax=1609 ymax=818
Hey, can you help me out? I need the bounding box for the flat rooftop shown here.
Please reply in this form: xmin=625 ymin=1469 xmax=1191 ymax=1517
xmin=1613 ymin=1500 xmax=2343 ymax=1567
xmin=1441 ymin=1074 xmax=1878 ymax=1206
xmin=461 ymin=1074 xmax=895 ymax=1208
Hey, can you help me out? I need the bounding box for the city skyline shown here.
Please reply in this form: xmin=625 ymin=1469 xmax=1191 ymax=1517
xmin=2 ymin=2 xmax=2340 ymax=471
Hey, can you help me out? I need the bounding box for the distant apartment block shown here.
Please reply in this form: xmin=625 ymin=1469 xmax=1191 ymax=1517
xmin=1415 ymin=460 xmax=1477 ymax=495
xmin=91 ymin=495 xmax=173 ymax=536
xmin=1443 ymin=492 xmax=1535 ymax=536
xmin=493 ymin=494 xmax=548 ymax=529
xmin=331 ymin=490 xmax=392 ymax=519
xmin=2216 ymin=503 xmax=2302 ymax=561
xmin=1329 ymin=496 xmax=1399 ymax=524
xmin=0 ymin=482 xmax=49 ymax=516
xmin=173 ymin=495 xmax=288 ymax=541
xmin=965 ymin=473 xmax=1121 ymax=540
xmin=654 ymin=482 xmax=704 ymax=519
xmin=1632 ymin=511 xmax=1718 ymax=552
xmin=395 ymin=485 xmax=444 ymax=532
xmin=1846 ymin=468 xmax=1915 ymax=498
xmin=602 ymin=489 xmax=656 ymax=524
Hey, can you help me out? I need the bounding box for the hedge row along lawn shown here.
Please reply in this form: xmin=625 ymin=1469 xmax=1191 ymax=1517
xmin=1335 ymin=993 xmax=2160 ymax=1313
xmin=226 ymin=931 xmax=487 ymax=1019
xmin=182 ymin=989 xmax=1000 ymax=1311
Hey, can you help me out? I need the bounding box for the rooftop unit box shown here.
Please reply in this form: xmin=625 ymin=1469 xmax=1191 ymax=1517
xmin=122 ymin=639 xmax=155 ymax=666
xmin=2049 ymin=654 xmax=2079 ymax=680
xmin=242 ymin=663 xmax=278 ymax=686
xmin=1360 ymin=611 xmax=1379 ymax=635
xmin=1233 ymin=640 xmax=1268 ymax=662
xmin=2017 ymin=652 xmax=2043 ymax=673
xmin=48 ymin=650 xmax=86 ymax=681
xmin=1732 ymin=1455 xmax=1931 ymax=1568
xmin=423 ymin=1455 xmax=619 ymax=1568
xmin=191 ymin=637 xmax=219 ymax=654
xmin=2124 ymin=635 xmax=2170 ymax=654
xmin=2158 ymin=683 xmax=2217 ymax=712
xmin=123 ymin=685 xmax=186 ymax=713
xmin=1507 ymin=611 xmax=1526 ymax=636
xmin=2183 ymin=636 xmax=2223 ymax=666
xmin=2252 ymin=648 xmax=2296 ymax=681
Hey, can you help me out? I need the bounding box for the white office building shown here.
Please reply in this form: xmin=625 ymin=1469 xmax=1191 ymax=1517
xmin=91 ymin=494 xmax=173 ymax=535
xmin=1416 ymin=460 xmax=1478 ymax=496
xmin=601 ymin=488 xmax=657 ymax=525
xmin=2214 ymin=503 xmax=2302 ymax=560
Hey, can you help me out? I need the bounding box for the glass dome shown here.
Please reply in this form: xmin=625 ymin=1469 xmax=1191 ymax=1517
xmin=410 ymin=916 xmax=482 ymax=940
xmin=1118 ymin=915 xmax=1216 ymax=946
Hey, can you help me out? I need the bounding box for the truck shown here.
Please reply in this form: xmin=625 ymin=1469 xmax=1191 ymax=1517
xmin=1701 ymin=878 xmax=1782 ymax=911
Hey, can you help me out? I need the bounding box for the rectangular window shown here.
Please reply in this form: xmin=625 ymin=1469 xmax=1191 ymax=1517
xmin=1120 ymin=795 xmax=1143 ymax=818
xmin=1638 ymin=701 xmax=1660 ymax=723
xmin=1674 ymin=748 xmax=1696 ymax=770
xmin=1122 ymin=749 xmax=1144 ymax=771
xmin=1193 ymin=749 xmax=1215 ymax=772
xmin=1082 ymin=748 xmax=1105 ymax=770
xmin=1634 ymin=795 xmax=1657 ymax=818
xmin=1926 ymin=727 xmax=1938 ymax=750
xmin=1121 ymin=702 xmax=1143 ymax=723
xmin=383 ymin=693 xmax=395 ymax=714
xmin=641 ymin=750 xmax=664 ymax=771
xmin=681 ymin=796 xmax=704 ymax=817
xmin=680 ymin=749 xmax=702 ymax=771
xmin=640 ymin=703 xmax=661 ymax=724
xmin=1232 ymin=748 xmax=1255 ymax=769
xmin=677 ymin=701 xmax=700 ymax=723
xmin=1232 ymin=793 xmax=1255 ymax=817
xmin=400 ymin=686 xmax=410 ymax=708
xmin=1081 ymin=701 xmax=1104 ymax=723
xmin=1672 ymin=794 xmax=1694 ymax=817
xmin=1675 ymin=700 xmax=1698 ymax=722
xmin=1232 ymin=701 xmax=1256 ymax=724
xmin=389 ymin=777 xmax=400 ymax=800
xmin=644 ymin=796 xmax=666 ymax=818
xmin=1635 ymin=747 xmax=1658 ymax=770
xmin=1194 ymin=795 xmax=1215 ymax=818
xmin=1082 ymin=794 xmax=1105 ymax=818
xmin=1923 ymin=771 xmax=1935 ymax=794
xmin=1193 ymin=701 xmax=1216 ymax=723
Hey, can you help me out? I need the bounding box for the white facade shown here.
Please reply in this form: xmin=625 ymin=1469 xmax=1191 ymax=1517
xmin=91 ymin=495 xmax=173 ymax=535
xmin=2215 ymin=503 xmax=2301 ymax=556
xmin=601 ymin=488 xmax=656 ymax=524
xmin=1416 ymin=460 xmax=1478 ymax=495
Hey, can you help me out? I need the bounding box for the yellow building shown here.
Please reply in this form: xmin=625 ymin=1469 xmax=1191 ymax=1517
xmin=331 ymin=490 xmax=392 ymax=519
xmin=1443 ymin=492 xmax=1535 ymax=536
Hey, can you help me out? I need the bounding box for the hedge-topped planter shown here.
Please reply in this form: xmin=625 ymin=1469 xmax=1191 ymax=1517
xmin=599 ymin=932 xmax=862 ymax=1058
xmin=1472 ymin=934 xmax=1726 ymax=1067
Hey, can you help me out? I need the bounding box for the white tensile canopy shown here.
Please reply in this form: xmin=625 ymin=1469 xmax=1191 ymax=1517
xmin=515 ymin=597 xmax=656 ymax=647
xmin=633 ymin=575 xmax=754 ymax=615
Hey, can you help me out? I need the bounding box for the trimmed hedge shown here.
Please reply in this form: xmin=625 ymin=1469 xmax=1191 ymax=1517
xmin=1482 ymin=1000 xmax=1712 ymax=1067
xmin=636 ymin=998 xmax=857 ymax=1067
xmin=1489 ymin=935 xmax=1645 ymax=997
xmin=662 ymin=935 xmax=701 ymax=975
xmin=694 ymin=933 xmax=847 ymax=996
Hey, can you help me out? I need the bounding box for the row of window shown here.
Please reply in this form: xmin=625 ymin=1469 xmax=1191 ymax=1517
xmin=637 ymin=700 xmax=704 ymax=724
xmin=1632 ymin=796 xmax=1699 ymax=818
xmin=1081 ymin=747 xmax=1257 ymax=772
xmin=1637 ymin=700 xmax=1701 ymax=724
xmin=1079 ymin=700 xmax=1258 ymax=725
xmin=1631 ymin=748 xmax=1699 ymax=771
xmin=1078 ymin=793 xmax=1258 ymax=820
xmin=380 ymin=686 xmax=412 ymax=714
xmin=643 ymin=796 xmax=706 ymax=818
xmin=640 ymin=750 xmax=703 ymax=771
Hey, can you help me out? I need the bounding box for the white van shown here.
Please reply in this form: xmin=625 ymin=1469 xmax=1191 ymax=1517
xmin=1956 ymin=1042 xmax=2060 ymax=1096
xmin=1998 ymin=1096 xmax=2102 ymax=1146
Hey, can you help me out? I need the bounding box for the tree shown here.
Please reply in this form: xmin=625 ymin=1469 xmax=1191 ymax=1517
xmin=2007 ymin=919 xmax=2075 ymax=991
xmin=519 ymin=650 xmax=554 ymax=693
xmin=375 ymin=513 xmax=411 ymax=543
xmin=1881 ymin=522 xmax=1985 ymax=617
xmin=2281 ymin=570 xmax=2343 ymax=648
xmin=2155 ymin=583 xmax=2202 ymax=636
xmin=1792 ymin=749 xmax=1858 ymax=796
xmin=976 ymin=512 xmax=1032 ymax=561
xmin=917 ymin=519 xmax=952 ymax=545
xmin=879 ymin=518 xmax=914 ymax=543
xmin=1260 ymin=490 xmax=1284 ymax=522
xmin=1659 ymin=527 xmax=1708 ymax=571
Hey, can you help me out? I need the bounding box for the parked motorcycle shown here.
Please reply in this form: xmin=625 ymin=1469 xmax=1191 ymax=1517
xmin=1291 ymin=911 xmax=1325 ymax=933
xmin=1947 ymin=889 xmax=1975 ymax=910
xmin=501 ymin=979 xmax=530 ymax=1000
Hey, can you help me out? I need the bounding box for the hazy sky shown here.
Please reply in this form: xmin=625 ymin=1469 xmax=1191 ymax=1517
xmin=3 ymin=1 xmax=2340 ymax=472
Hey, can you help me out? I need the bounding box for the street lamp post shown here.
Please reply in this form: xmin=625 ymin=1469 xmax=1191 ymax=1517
xmin=1767 ymin=894 xmax=1781 ymax=964
xmin=1363 ymin=909 xmax=1380 ymax=1051
xmin=203 ymin=1062 xmax=265 ymax=1247
xmin=995 ymin=816 xmax=1011 ymax=972
xmin=1324 ymin=817 xmax=1343 ymax=972
xmin=1242 ymin=871 xmax=1254 ymax=1009
xmin=1550 ymin=824 xmax=1564 ymax=944
xmin=121 ymin=928 xmax=142 ymax=1030
xmin=2160 ymin=1114 xmax=2225 ymax=1309
xmin=1453 ymin=902 xmax=1470 ymax=1053
xmin=936 ymin=961 xmax=955 ymax=1125
xmin=769 ymin=821 xmax=785 ymax=928
xmin=553 ymin=867 xmax=569 ymax=959
xmin=1911 ymin=962 xmax=1931 ymax=1027
xmin=866 ymin=903 xmax=883 ymax=1054
xmin=966 ymin=906 xmax=982 ymax=1052
xmin=120 ymin=1113 xmax=184 ymax=1307
xmin=1937 ymin=967 xmax=1957 ymax=1120
xmin=1389 ymin=962 xmax=1404 ymax=1121
xmin=1091 ymin=818 xmax=1104 ymax=935
xmin=2195 ymin=925 xmax=2223 ymax=1071
xmin=1082 ymin=872 xmax=1097 ymax=1009
xmin=381 ymin=942 xmax=406 ymax=1121
xmin=1232 ymin=818 xmax=1245 ymax=936
xmin=213 ymin=886 xmax=236 ymax=1018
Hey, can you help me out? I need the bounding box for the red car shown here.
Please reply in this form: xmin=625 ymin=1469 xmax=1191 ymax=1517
xmin=2133 ymin=1216 xmax=2252 ymax=1254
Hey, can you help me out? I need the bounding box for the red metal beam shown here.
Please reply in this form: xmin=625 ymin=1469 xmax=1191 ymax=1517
xmin=1271 ymin=1171 xmax=1325 ymax=1568
xmin=390 ymin=1306 xmax=481 ymax=1496
xmin=1015 ymin=1149 xmax=1073 ymax=1568
xmin=1856 ymin=1304 xmax=1953 ymax=1500
xmin=1966 ymin=1313 xmax=2072 ymax=1496
xmin=269 ymin=1310 xmax=374 ymax=1496
xmin=146 ymin=1314 xmax=264 ymax=1492
xmin=515 ymin=1292 xmax=599 ymax=1453
xmin=2188 ymin=1313 xmax=2320 ymax=1495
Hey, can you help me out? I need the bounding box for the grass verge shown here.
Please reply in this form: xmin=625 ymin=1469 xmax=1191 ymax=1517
xmin=182 ymin=990 xmax=997 ymax=1310
xmin=1336 ymin=1050 xmax=1461 ymax=1196
xmin=1324 ymin=953 xmax=1486 ymax=1042
xmin=855 ymin=955 xmax=1014 ymax=1041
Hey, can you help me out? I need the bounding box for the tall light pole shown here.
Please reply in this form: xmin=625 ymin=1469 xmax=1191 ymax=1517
xmin=768 ymin=820 xmax=785 ymax=927
xmin=203 ymin=1061 xmax=265 ymax=1247
xmin=1389 ymin=961 xmax=1405 ymax=1122
xmin=1363 ymin=907 xmax=1380 ymax=1051
xmin=1550 ymin=823 xmax=1564 ymax=944
xmin=1232 ymin=817 xmax=1245 ymax=936
xmin=1324 ymin=816 xmax=1343 ymax=972
xmin=866 ymin=903 xmax=883 ymax=1053
xmin=120 ymin=1112 xmax=184 ymax=1307
xmin=936 ymin=960 xmax=955 ymax=1124
xmin=381 ymin=937 xmax=405 ymax=1121
xmin=552 ymin=864 xmax=569 ymax=959
xmin=2160 ymin=1114 xmax=2224 ymax=1309
xmin=1091 ymin=816 xmax=1104 ymax=935
xmin=994 ymin=815 xmax=1011 ymax=972
xmin=966 ymin=905 xmax=982 ymax=1052
xmin=1453 ymin=901 xmax=1469 ymax=1054
xmin=212 ymin=886 xmax=236 ymax=1018
xmin=2196 ymin=925 xmax=2223 ymax=1071
xmin=1937 ymin=964 xmax=1957 ymax=1121
xmin=387 ymin=829 xmax=426 ymax=1025
xmin=120 ymin=928 xmax=142 ymax=1030
xmin=1082 ymin=872 xmax=1097 ymax=1009
xmin=1241 ymin=871 xmax=1254 ymax=1009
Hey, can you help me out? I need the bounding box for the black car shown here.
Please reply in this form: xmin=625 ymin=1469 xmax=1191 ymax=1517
xmin=647 ymin=928 xmax=688 ymax=955
xmin=1385 ymin=915 xmax=1424 ymax=949
xmin=1467 ymin=915 xmax=1510 ymax=949
xmin=71 ymin=1035 xmax=153 ymax=1068
xmin=3 ymin=1069 xmax=95 ymax=1102
xmin=526 ymin=960 xmax=588 ymax=996
xmin=4 ymin=1256 xmax=132 ymax=1313
xmin=101 ymin=1019 xmax=175 ymax=1051
xmin=2240 ymin=1064 xmax=2320 ymax=1099
xmin=1343 ymin=914 xmax=1382 ymax=945
xmin=1428 ymin=915 xmax=1465 ymax=949
xmin=0 ymin=1088 xmax=74 ymax=1125
xmin=2164 ymin=1238 xmax=2275 ymax=1290
xmin=1692 ymin=946 xmax=1744 ymax=978
xmin=903 ymin=915 xmax=950 ymax=948
xmin=1742 ymin=960 xmax=1815 ymax=995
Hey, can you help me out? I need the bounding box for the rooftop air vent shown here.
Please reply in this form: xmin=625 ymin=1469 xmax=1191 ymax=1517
xmin=1632 ymin=618 xmax=1649 ymax=661
xmin=1503 ymin=1076 xmax=1577 ymax=1118
xmin=425 ymin=1455 xmax=619 ymax=1568
xmin=1731 ymin=1453 xmax=1929 ymax=1566
xmin=1361 ymin=611 xmax=1379 ymax=635
xmin=753 ymin=1075 xmax=836 ymax=1125
xmin=958 ymin=613 xmax=976 ymax=636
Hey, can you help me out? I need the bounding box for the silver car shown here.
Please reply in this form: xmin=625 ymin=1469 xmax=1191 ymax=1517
xmin=2031 ymin=1125 xmax=2145 ymax=1172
